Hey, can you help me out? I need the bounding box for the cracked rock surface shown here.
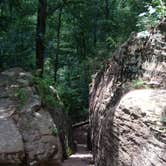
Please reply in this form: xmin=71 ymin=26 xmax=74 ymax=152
xmin=0 ymin=68 xmax=62 ymax=166
xmin=90 ymin=19 xmax=166 ymax=166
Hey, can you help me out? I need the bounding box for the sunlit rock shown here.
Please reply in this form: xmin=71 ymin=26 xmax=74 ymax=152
xmin=90 ymin=19 xmax=166 ymax=166
xmin=0 ymin=68 xmax=63 ymax=166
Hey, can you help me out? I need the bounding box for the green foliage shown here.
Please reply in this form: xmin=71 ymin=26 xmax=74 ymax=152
xmin=66 ymin=147 xmax=73 ymax=157
xmin=34 ymin=76 xmax=61 ymax=108
xmin=51 ymin=127 xmax=59 ymax=136
xmin=14 ymin=88 xmax=28 ymax=108
xmin=106 ymin=36 xmax=117 ymax=49
xmin=56 ymin=81 xmax=88 ymax=122
xmin=137 ymin=0 xmax=166 ymax=30
xmin=0 ymin=0 xmax=36 ymax=69
xmin=131 ymin=79 xmax=145 ymax=89
xmin=105 ymin=0 xmax=147 ymax=46
xmin=0 ymin=0 xmax=156 ymax=123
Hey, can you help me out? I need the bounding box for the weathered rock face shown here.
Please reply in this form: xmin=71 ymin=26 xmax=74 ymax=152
xmin=48 ymin=107 xmax=74 ymax=159
xmin=90 ymin=18 xmax=166 ymax=166
xmin=0 ymin=68 xmax=62 ymax=166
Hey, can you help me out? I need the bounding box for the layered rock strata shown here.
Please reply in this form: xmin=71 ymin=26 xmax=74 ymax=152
xmin=90 ymin=18 xmax=166 ymax=166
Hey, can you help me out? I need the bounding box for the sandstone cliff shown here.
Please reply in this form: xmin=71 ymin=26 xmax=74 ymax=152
xmin=90 ymin=18 xmax=166 ymax=166
xmin=0 ymin=68 xmax=64 ymax=166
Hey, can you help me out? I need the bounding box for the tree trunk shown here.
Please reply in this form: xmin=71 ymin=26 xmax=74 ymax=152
xmin=93 ymin=17 xmax=97 ymax=48
xmin=104 ymin=0 xmax=109 ymax=20
xmin=78 ymin=32 xmax=89 ymax=108
xmin=103 ymin=0 xmax=110 ymax=43
xmin=54 ymin=7 xmax=62 ymax=82
xmin=36 ymin=0 xmax=47 ymax=76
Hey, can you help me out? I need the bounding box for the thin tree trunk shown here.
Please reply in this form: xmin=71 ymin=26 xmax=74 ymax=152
xmin=79 ymin=32 xmax=89 ymax=108
xmin=104 ymin=0 xmax=109 ymax=20
xmin=36 ymin=0 xmax=47 ymax=76
xmin=103 ymin=0 xmax=110 ymax=43
xmin=93 ymin=17 xmax=97 ymax=48
xmin=54 ymin=7 xmax=63 ymax=82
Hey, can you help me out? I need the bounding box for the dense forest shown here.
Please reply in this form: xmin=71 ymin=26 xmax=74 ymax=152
xmin=0 ymin=0 xmax=165 ymax=123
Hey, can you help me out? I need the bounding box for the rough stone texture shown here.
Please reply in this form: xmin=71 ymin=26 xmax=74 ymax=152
xmin=18 ymin=110 xmax=62 ymax=166
xmin=0 ymin=67 xmax=62 ymax=166
xmin=102 ymin=90 xmax=166 ymax=166
xmin=48 ymin=107 xmax=74 ymax=159
xmin=90 ymin=18 xmax=166 ymax=166
xmin=0 ymin=119 xmax=24 ymax=164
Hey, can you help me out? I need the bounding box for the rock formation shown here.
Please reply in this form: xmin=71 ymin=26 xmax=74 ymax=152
xmin=90 ymin=18 xmax=166 ymax=166
xmin=0 ymin=68 xmax=63 ymax=166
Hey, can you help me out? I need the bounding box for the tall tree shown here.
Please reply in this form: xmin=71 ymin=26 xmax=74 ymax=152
xmin=54 ymin=6 xmax=63 ymax=82
xmin=36 ymin=0 xmax=47 ymax=75
xmin=104 ymin=0 xmax=109 ymax=19
xmin=0 ymin=0 xmax=155 ymax=122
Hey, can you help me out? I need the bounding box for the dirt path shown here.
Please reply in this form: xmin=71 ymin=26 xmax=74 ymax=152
xmin=62 ymin=144 xmax=94 ymax=166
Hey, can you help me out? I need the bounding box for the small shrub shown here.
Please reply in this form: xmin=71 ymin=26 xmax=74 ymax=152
xmin=51 ymin=127 xmax=59 ymax=136
xmin=33 ymin=76 xmax=61 ymax=108
xmin=15 ymin=88 xmax=28 ymax=108
xmin=66 ymin=147 xmax=73 ymax=157
xmin=131 ymin=79 xmax=145 ymax=89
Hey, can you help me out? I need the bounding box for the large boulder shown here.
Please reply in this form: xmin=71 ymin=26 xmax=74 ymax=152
xmin=0 ymin=68 xmax=62 ymax=166
xmin=90 ymin=18 xmax=166 ymax=166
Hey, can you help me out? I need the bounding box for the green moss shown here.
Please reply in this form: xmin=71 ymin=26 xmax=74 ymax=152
xmin=66 ymin=147 xmax=73 ymax=157
xmin=131 ymin=79 xmax=146 ymax=89
xmin=14 ymin=88 xmax=28 ymax=109
xmin=51 ymin=127 xmax=59 ymax=136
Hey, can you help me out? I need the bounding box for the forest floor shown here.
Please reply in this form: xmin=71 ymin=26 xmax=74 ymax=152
xmin=62 ymin=144 xmax=94 ymax=166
